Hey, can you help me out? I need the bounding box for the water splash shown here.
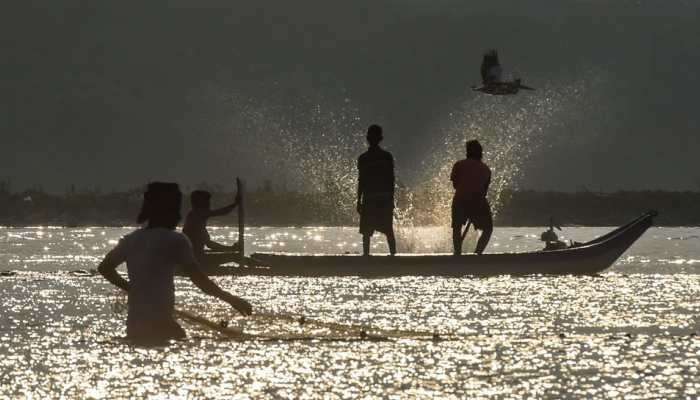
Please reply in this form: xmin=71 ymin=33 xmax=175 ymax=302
xmin=192 ymin=82 xmax=366 ymax=224
xmin=242 ymin=93 xmax=365 ymax=224
xmin=418 ymin=74 xmax=610 ymax=226
xmin=394 ymin=73 xmax=610 ymax=252
xmin=189 ymin=72 xmax=608 ymax=251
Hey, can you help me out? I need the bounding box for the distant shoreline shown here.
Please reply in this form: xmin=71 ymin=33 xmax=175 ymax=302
xmin=1 ymin=188 xmax=698 ymax=227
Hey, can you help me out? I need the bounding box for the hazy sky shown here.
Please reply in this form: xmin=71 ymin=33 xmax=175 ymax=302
xmin=2 ymin=1 xmax=699 ymax=192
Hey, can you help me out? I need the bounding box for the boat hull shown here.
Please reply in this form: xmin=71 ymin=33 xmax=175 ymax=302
xmin=203 ymin=211 xmax=656 ymax=277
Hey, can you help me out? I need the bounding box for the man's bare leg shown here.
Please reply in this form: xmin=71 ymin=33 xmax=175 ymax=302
xmin=452 ymin=227 xmax=463 ymax=255
xmin=362 ymin=234 xmax=371 ymax=256
xmin=386 ymin=229 xmax=396 ymax=255
xmin=474 ymin=225 xmax=492 ymax=255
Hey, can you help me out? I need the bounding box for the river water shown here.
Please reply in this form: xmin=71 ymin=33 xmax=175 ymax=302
xmin=1 ymin=226 xmax=699 ymax=398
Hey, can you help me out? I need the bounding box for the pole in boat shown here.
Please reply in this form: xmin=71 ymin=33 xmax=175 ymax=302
xmin=236 ymin=177 xmax=245 ymax=268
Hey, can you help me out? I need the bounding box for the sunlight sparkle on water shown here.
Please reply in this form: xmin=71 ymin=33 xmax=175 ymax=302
xmin=1 ymin=270 xmax=699 ymax=398
xmin=1 ymin=226 xmax=700 ymax=398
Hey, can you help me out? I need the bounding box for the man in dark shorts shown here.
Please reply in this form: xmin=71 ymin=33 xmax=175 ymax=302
xmin=450 ymin=140 xmax=493 ymax=255
xmin=357 ymin=124 xmax=397 ymax=256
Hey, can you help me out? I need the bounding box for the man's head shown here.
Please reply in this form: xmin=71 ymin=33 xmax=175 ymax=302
xmin=190 ymin=190 xmax=212 ymax=211
xmin=366 ymin=124 xmax=383 ymax=146
xmin=466 ymin=140 xmax=483 ymax=160
xmin=483 ymin=49 xmax=499 ymax=63
xmin=137 ymin=182 xmax=182 ymax=229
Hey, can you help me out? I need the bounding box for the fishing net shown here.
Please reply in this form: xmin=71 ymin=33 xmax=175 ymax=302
xmin=112 ymin=292 xmax=457 ymax=342
xmin=177 ymin=309 xmax=456 ymax=342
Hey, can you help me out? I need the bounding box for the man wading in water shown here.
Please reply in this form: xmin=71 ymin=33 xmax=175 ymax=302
xmin=450 ymin=140 xmax=493 ymax=255
xmin=97 ymin=182 xmax=252 ymax=345
xmin=357 ymin=124 xmax=397 ymax=256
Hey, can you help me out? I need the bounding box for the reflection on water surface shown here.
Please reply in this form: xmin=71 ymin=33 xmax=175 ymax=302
xmin=1 ymin=227 xmax=699 ymax=398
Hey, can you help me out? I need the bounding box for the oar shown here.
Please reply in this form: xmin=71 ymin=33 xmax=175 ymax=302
xmin=236 ymin=177 xmax=245 ymax=268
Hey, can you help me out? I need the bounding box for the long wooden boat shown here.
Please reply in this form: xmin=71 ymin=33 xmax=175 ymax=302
xmin=201 ymin=211 xmax=656 ymax=277
xmin=175 ymin=252 xmax=252 ymax=277
xmin=201 ymin=252 xmax=256 ymax=269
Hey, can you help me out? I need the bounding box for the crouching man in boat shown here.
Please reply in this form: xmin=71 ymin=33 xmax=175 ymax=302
xmin=451 ymin=140 xmax=493 ymax=255
xmin=357 ymin=124 xmax=397 ymax=256
xmin=97 ymin=182 xmax=252 ymax=345
xmin=481 ymin=49 xmax=503 ymax=85
xmin=183 ymin=190 xmax=241 ymax=262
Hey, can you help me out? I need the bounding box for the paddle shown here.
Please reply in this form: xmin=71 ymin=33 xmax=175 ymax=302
xmin=236 ymin=177 xmax=245 ymax=268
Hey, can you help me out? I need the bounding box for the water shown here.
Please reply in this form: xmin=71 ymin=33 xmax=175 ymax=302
xmin=1 ymin=226 xmax=699 ymax=398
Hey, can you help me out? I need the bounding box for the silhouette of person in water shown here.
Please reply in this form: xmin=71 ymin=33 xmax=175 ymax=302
xmin=481 ymin=49 xmax=503 ymax=85
xmin=451 ymin=140 xmax=493 ymax=255
xmin=183 ymin=190 xmax=241 ymax=261
xmin=357 ymin=124 xmax=396 ymax=256
xmin=97 ymin=182 xmax=251 ymax=345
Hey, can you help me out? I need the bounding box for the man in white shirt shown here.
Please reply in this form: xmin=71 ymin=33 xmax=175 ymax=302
xmin=98 ymin=182 xmax=251 ymax=345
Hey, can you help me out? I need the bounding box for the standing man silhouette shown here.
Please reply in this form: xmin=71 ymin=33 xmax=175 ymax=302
xmin=451 ymin=139 xmax=493 ymax=255
xmin=357 ymin=124 xmax=396 ymax=256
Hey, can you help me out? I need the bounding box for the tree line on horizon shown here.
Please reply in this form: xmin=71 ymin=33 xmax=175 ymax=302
xmin=0 ymin=181 xmax=697 ymax=227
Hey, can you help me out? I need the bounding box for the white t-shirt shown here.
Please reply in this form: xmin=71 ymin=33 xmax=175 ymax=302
xmin=108 ymin=228 xmax=197 ymax=326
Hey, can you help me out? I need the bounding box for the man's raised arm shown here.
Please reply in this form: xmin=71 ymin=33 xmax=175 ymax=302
xmin=208 ymin=192 xmax=240 ymax=217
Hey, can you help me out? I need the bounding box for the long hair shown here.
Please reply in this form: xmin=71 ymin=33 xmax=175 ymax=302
xmin=136 ymin=182 xmax=182 ymax=229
